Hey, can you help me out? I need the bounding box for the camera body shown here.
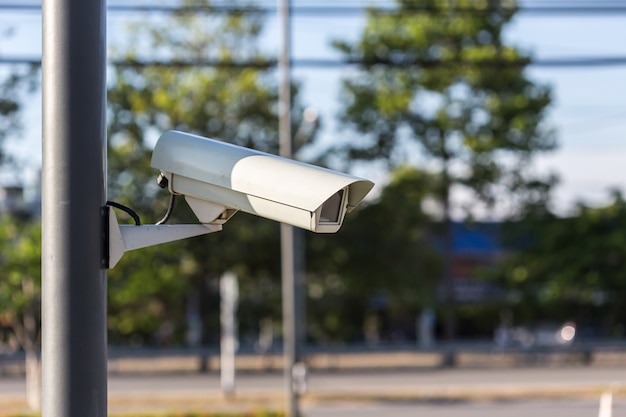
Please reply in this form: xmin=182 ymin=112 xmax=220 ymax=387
xmin=151 ymin=130 xmax=374 ymax=233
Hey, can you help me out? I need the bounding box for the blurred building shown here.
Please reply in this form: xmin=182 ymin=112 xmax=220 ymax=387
xmin=446 ymin=222 xmax=505 ymax=303
xmin=0 ymin=172 xmax=41 ymax=219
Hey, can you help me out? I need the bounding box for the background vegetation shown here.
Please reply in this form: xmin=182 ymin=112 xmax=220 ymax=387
xmin=0 ymin=0 xmax=624 ymax=361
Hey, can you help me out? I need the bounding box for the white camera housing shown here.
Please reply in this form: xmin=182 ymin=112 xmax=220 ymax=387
xmin=151 ymin=130 xmax=374 ymax=233
xmin=106 ymin=130 xmax=374 ymax=268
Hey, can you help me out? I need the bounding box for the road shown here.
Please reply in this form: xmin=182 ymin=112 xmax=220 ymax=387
xmin=302 ymin=398 xmax=626 ymax=417
xmin=105 ymin=366 xmax=626 ymax=398
xmin=2 ymin=367 xmax=626 ymax=415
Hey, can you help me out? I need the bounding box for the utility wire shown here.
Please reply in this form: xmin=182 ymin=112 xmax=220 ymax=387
xmin=3 ymin=55 xmax=626 ymax=68
xmin=2 ymin=3 xmax=626 ymax=15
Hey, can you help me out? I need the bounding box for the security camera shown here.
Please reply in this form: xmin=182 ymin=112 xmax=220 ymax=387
xmin=105 ymin=130 xmax=374 ymax=269
xmin=151 ymin=130 xmax=374 ymax=233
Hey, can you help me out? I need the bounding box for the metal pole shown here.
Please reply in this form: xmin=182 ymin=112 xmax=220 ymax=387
xmin=281 ymin=228 xmax=299 ymax=417
xmin=41 ymin=0 xmax=108 ymax=415
xmin=220 ymin=272 xmax=239 ymax=397
xmin=277 ymin=0 xmax=301 ymax=416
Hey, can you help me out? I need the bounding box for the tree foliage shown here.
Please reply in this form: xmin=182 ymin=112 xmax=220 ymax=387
xmin=333 ymin=0 xmax=557 ymax=338
xmin=489 ymin=192 xmax=626 ymax=337
xmin=108 ymin=1 xmax=284 ymax=215
xmin=333 ymin=0 xmax=556 ymax=215
xmin=306 ymin=166 xmax=442 ymax=342
xmin=0 ymin=217 xmax=41 ymax=352
xmin=106 ymin=0 xmax=310 ymax=344
xmin=0 ymin=31 xmax=42 ymax=410
xmin=0 ymin=216 xmax=42 ymax=409
xmin=0 ymin=63 xmax=38 ymax=167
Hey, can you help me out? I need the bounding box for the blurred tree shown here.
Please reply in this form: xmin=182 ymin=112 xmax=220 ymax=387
xmin=307 ymin=166 xmax=442 ymax=343
xmin=0 ymin=72 xmax=21 ymax=161
xmin=0 ymin=62 xmax=38 ymax=168
xmin=333 ymin=0 xmax=556 ymax=338
xmin=0 ymin=218 xmax=41 ymax=410
xmin=490 ymin=191 xmax=626 ymax=337
xmin=106 ymin=0 xmax=312 ymax=345
xmin=0 ymin=31 xmax=41 ymax=411
xmin=108 ymin=0 xmax=284 ymax=215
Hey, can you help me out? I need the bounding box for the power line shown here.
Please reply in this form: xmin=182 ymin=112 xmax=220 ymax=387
xmin=3 ymin=55 xmax=626 ymax=68
xmin=2 ymin=3 xmax=626 ymax=16
xmin=297 ymin=56 xmax=626 ymax=68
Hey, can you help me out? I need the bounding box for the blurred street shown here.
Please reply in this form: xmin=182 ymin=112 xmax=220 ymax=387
xmin=302 ymin=398 xmax=626 ymax=417
xmin=2 ymin=366 xmax=626 ymax=415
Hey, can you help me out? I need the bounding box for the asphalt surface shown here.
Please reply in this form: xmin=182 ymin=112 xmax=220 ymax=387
xmin=1 ymin=366 xmax=626 ymax=415
xmin=302 ymin=398 xmax=626 ymax=417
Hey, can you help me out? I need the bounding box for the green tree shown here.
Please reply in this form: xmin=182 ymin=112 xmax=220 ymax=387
xmin=0 ymin=33 xmax=41 ymax=410
xmin=490 ymin=192 xmax=626 ymax=337
xmin=108 ymin=1 xmax=282 ymax=215
xmin=0 ymin=62 xmax=38 ymax=168
xmin=333 ymin=0 xmax=556 ymax=338
xmin=107 ymin=0 xmax=311 ymax=344
xmin=307 ymin=166 xmax=442 ymax=343
xmin=0 ymin=217 xmax=41 ymax=410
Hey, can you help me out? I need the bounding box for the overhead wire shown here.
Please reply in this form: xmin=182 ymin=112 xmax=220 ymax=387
xmin=2 ymin=2 xmax=626 ymax=15
xmin=1 ymin=0 xmax=623 ymax=153
xmin=1 ymin=1 xmax=625 ymax=68
xmin=2 ymin=55 xmax=626 ymax=68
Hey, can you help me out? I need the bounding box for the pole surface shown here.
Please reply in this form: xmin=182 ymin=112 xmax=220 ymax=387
xmin=41 ymin=0 xmax=108 ymax=416
xmin=277 ymin=0 xmax=300 ymax=416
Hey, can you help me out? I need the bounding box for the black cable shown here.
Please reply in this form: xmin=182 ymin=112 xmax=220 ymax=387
xmin=106 ymin=200 xmax=141 ymax=225
xmin=156 ymin=193 xmax=177 ymax=225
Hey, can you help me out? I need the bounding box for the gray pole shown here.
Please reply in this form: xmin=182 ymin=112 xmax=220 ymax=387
xmin=41 ymin=0 xmax=108 ymax=416
xmin=278 ymin=0 xmax=301 ymax=416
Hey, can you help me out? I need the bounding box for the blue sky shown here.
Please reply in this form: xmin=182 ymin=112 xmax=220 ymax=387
xmin=507 ymin=13 xmax=626 ymax=212
xmin=0 ymin=1 xmax=625 ymax=216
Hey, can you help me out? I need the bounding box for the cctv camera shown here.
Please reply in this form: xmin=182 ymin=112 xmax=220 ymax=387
xmin=150 ymin=130 xmax=374 ymax=233
xmin=106 ymin=130 xmax=374 ymax=268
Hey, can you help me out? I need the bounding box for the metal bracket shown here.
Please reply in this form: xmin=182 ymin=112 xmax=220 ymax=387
xmin=103 ymin=205 xmax=222 ymax=269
